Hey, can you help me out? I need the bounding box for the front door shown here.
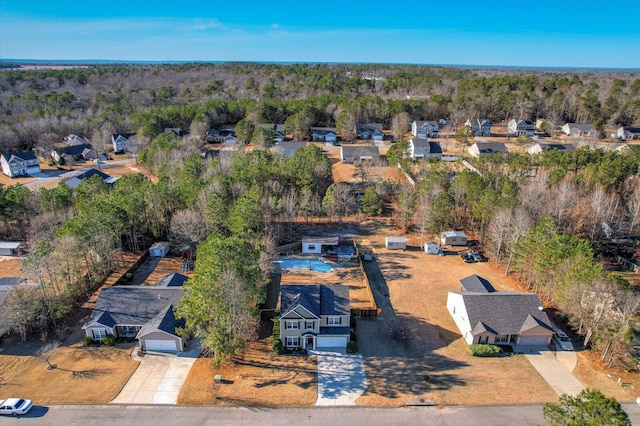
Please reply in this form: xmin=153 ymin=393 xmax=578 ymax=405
xmin=306 ymin=337 xmax=314 ymax=349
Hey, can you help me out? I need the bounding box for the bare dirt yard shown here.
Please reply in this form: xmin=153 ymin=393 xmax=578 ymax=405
xmin=177 ymin=339 xmax=317 ymax=406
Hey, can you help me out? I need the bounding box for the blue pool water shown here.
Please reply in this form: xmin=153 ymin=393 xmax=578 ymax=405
xmin=279 ymin=258 xmax=333 ymax=272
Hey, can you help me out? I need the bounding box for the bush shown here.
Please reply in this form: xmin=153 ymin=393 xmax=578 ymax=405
xmin=467 ymin=344 xmax=501 ymax=357
xmin=273 ymin=339 xmax=283 ymax=355
xmin=350 ymin=331 xmax=357 ymax=342
xmin=83 ymin=335 xmax=94 ymax=346
xmin=101 ymin=335 xmax=116 ymax=346
xmin=346 ymin=340 xmax=358 ymax=354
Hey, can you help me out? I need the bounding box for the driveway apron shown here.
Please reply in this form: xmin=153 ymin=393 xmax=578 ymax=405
xmin=313 ymin=349 xmax=367 ymax=406
xmin=524 ymin=347 xmax=584 ymax=396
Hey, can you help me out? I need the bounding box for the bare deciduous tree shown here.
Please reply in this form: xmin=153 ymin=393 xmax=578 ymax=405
xmin=170 ymin=207 xmax=210 ymax=245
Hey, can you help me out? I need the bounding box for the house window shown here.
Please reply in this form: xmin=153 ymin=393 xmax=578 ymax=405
xmin=308 ymin=245 xmax=316 ymax=250
xmin=285 ymin=321 xmax=299 ymax=330
xmin=478 ymin=335 xmax=489 ymax=344
xmin=495 ymin=335 xmax=509 ymax=344
xmin=92 ymin=329 xmax=106 ymax=340
xmin=306 ymin=321 xmax=314 ymax=330
xmin=285 ymin=336 xmax=299 ymax=347
xmin=326 ymin=317 xmax=341 ymax=325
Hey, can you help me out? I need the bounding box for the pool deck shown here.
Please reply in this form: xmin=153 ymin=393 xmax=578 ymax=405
xmin=276 ymin=257 xmax=376 ymax=312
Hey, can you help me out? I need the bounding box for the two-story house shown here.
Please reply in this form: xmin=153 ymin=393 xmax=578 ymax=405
xmin=112 ymin=133 xmax=137 ymax=153
xmin=1 ymin=152 xmax=41 ymax=178
xmin=507 ymin=119 xmax=535 ymax=137
xmin=464 ymin=118 xmax=491 ymax=137
xmin=279 ymin=284 xmax=351 ymax=350
xmin=411 ymin=120 xmax=439 ymax=138
xmin=408 ymin=138 xmax=442 ymax=160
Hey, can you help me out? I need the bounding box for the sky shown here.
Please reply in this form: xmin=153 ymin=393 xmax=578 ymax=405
xmin=1 ymin=0 xmax=639 ymax=68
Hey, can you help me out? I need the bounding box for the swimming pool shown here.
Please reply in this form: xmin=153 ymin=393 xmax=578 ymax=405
xmin=277 ymin=258 xmax=333 ymax=272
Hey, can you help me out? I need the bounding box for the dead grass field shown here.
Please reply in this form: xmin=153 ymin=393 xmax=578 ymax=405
xmin=177 ymin=340 xmax=317 ymax=406
xmin=0 ymin=256 xmax=24 ymax=277
xmin=0 ymin=340 xmax=139 ymax=403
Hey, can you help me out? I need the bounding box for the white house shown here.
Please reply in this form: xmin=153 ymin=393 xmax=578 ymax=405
xmin=467 ymin=142 xmax=507 ymax=158
xmin=1 ymin=152 xmax=41 ymax=178
xmin=385 ymin=236 xmax=406 ymax=250
xmin=355 ymin=123 xmax=384 ymax=140
xmin=441 ymin=231 xmax=467 ymax=246
xmin=465 ymin=118 xmax=491 ymax=137
xmin=507 ymin=119 xmax=535 ymax=137
xmin=411 ymin=120 xmax=439 ymax=138
xmin=528 ymin=142 xmax=576 ymax=155
xmin=562 ymin=123 xmax=596 ymax=138
xmin=617 ymin=126 xmax=640 ymax=140
xmin=149 ymin=242 xmax=170 ymax=257
xmin=310 ymin=127 xmax=337 ymax=143
xmin=408 ymin=138 xmax=442 ymax=159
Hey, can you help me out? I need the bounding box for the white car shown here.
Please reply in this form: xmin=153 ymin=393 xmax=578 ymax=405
xmin=553 ymin=331 xmax=574 ymax=351
xmin=0 ymin=398 xmax=33 ymax=416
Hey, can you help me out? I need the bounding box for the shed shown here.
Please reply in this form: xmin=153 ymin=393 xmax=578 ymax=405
xmin=0 ymin=241 xmax=23 ymax=256
xmin=385 ymin=236 xmax=406 ymax=250
xmin=149 ymin=241 xmax=170 ymax=257
xmin=441 ymin=231 xmax=467 ymax=246
xmin=424 ymin=241 xmax=440 ymax=254
xmin=302 ymin=237 xmax=339 ymax=254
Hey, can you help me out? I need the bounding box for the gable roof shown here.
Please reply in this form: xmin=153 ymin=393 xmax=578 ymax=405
xmin=429 ymin=142 xmax=442 ymax=154
xmin=84 ymin=286 xmax=183 ymax=329
xmin=565 ymin=123 xmax=595 ymax=132
xmin=157 ymin=273 xmax=188 ymax=287
xmin=460 ymin=275 xmax=495 ymax=293
xmin=63 ymin=168 xmax=117 ymax=188
xmin=280 ymin=284 xmax=350 ymax=319
xmin=55 ymin=143 xmax=94 ymax=157
xmin=473 ymin=142 xmax=507 ymax=154
xmin=136 ymin=304 xmax=185 ymax=338
xmin=341 ymin=145 xmax=380 ymax=158
xmin=310 ymin=127 xmax=337 ymax=136
xmin=1 ymin=151 xmax=38 ymax=163
xmin=413 ymin=120 xmax=439 ymax=128
xmin=356 ymin=123 xmax=383 ymax=133
xmin=532 ymin=142 xmax=576 ymax=152
xmin=454 ymin=291 xmax=553 ymax=336
xmin=112 ymin=133 xmax=136 ymax=142
xmin=410 ymin=138 xmax=430 ymax=148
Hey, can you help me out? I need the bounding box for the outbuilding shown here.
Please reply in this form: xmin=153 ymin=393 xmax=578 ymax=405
xmin=149 ymin=241 xmax=170 ymax=257
xmin=424 ymin=241 xmax=440 ymax=254
xmin=440 ymin=231 xmax=467 ymax=246
xmin=0 ymin=241 xmax=24 ymax=256
xmin=302 ymin=237 xmax=339 ymax=254
xmin=385 ymin=236 xmax=406 ymax=250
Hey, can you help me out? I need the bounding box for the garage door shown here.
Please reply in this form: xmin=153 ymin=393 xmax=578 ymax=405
xmin=144 ymin=339 xmax=177 ymax=351
xmin=518 ymin=335 xmax=549 ymax=346
xmin=317 ymin=336 xmax=347 ymax=348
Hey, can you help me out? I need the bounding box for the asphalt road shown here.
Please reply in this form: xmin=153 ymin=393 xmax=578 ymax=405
xmin=3 ymin=403 xmax=639 ymax=426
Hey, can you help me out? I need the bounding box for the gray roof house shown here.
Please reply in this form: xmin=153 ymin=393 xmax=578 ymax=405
xmin=112 ymin=133 xmax=137 ymax=153
xmin=340 ymin=145 xmax=380 ymax=163
xmin=157 ymin=273 xmax=189 ymax=287
xmin=51 ymin=143 xmax=96 ymax=162
xmin=562 ymin=123 xmax=596 ymax=138
xmin=82 ymin=286 xmax=186 ymax=352
xmin=257 ymin=123 xmax=286 ymax=143
xmin=279 ymin=284 xmax=351 ymax=350
xmin=465 ymin=118 xmax=491 ymax=137
xmin=528 ymin=142 xmax=576 ymax=155
xmin=1 ymin=152 xmax=41 ymax=178
xmin=507 ymin=119 xmax=536 ymax=137
xmin=408 ymin=138 xmax=442 ymax=159
xmin=411 ymin=120 xmax=439 ymax=138
xmin=355 ymin=123 xmax=384 ymax=140
xmin=271 ymin=141 xmax=307 ymax=158
xmin=447 ymin=282 xmax=554 ymax=346
xmin=310 ymin=127 xmax=337 ymax=142
xmin=467 ymin=142 xmax=508 ymax=158
xmin=617 ymin=126 xmax=640 ymax=140
xmin=63 ymin=168 xmax=118 ymax=188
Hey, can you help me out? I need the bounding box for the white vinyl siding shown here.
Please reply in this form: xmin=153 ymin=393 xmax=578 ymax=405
xmin=326 ymin=317 xmax=341 ymax=325
xmin=285 ymin=321 xmax=299 ymax=330
xmin=285 ymin=336 xmax=299 ymax=347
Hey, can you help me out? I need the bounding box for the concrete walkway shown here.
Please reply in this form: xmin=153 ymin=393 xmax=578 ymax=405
xmin=524 ymin=346 xmax=584 ymax=396
xmin=312 ymin=349 xmax=367 ymax=406
xmin=111 ymin=341 xmax=201 ymax=404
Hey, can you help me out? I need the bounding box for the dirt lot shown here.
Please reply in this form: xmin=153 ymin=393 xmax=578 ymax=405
xmin=0 ymin=256 xmax=23 ymax=277
xmin=177 ymin=339 xmax=317 ymax=406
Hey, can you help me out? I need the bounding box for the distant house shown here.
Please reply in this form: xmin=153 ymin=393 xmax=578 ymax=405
xmin=535 ymin=119 xmax=551 ymax=132
xmin=112 ymin=133 xmax=136 ymax=153
xmin=528 ymin=142 xmax=576 ymax=155
xmin=408 ymin=138 xmax=442 ymax=160
xmin=355 ymin=123 xmax=384 ymax=140
xmin=447 ymin=282 xmax=554 ymax=346
xmin=258 ymin=123 xmax=286 ymax=143
xmin=64 ymin=134 xmax=87 ymax=146
xmin=51 ymin=144 xmax=96 ymax=163
xmin=411 ymin=120 xmax=439 ymax=138
xmin=164 ymin=128 xmax=190 ymax=138
xmin=206 ymin=129 xmax=238 ymax=144
xmin=82 ymin=286 xmax=186 ymax=351
xmin=271 ymin=142 xmax=307 ymax=158
xmin=310 ymin=127 xmax=337 ymax=142
xmin=1 ymin=152 xmax=41 ymax=178
xmin=467 ymin=142 xmax=507 ymax=158
xmin=562 ymin=123 xmax=596 ymax=138
xmin=63 ymin=168 xmax=118 ymax=188
xmin=617 ymin=126 xmax=640 ymax=140
xmin=441 ymin=231 xmax=467 ymax=246
xmin=507 ymin=119 xmax=535 ymax=137
xmin=340 ymin=145 xmax=380 ymax=163
xmin=465 ymin=118 xmax=491 ymax=137
xmin=279 ymin=284 xmax=351 ymax=350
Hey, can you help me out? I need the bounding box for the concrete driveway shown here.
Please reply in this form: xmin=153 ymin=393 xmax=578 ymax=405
xmin=312 ymin=349 xmax=367 ymax=406
xmin=523 ymin=346 xmax=584 ymax=396
xmin=111 ymin=341 xmax=201 ymax=404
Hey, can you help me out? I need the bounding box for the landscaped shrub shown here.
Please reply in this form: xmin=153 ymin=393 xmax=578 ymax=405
xmin=273 ymin=338 xmax=283 ymax=355
xmin=350 ymin=331 xmax=357 ymax=342
xmin=101 ymin=335 xmax=116 ymax=346
xmin=467 ymin=344 xmax=501 ymax=357
xmin=83 ymin=335 xmax=94 ymax=346
xmin=346 ymin=340 xmax=358 ymax=354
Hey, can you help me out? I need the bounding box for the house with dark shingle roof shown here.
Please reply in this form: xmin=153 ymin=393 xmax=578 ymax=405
xmin=279 ymin=284 xmax=350 ymax=350
xmin=467 ymin=142 xmax=508 ymax=158
xmin=528 ymin=142 xmax=576 ymax=155
xmin=562 ymin=123 xmax=596 ymax=138
xmin=465 ymin=118 xmax=491 ymax=137
xmin=355 ymin=123 xmax=384 ymax=140
xmin=340 ymin=145 xmax=380 ymax=163
xmin=310 ymin=127 xmax=337 ymax=142
xmin=617 ymin=126 xmax=640 ymax=140
xmin=112 ymin=133 xmax=137 ymax=153
xmin=62 ymin=168 xmax=118 ymax=188
xmin=408 ymin=138 xmax=442 ymax=160
xmin=447 ymin=278 xmax=554 ymax=346
xmin=1 ymin=152 xmax=41 ymax=177
xmin=82 ymin=285 xmax=186 ymax=352
xmin=411 ymin=120 xmax=439 ymax=138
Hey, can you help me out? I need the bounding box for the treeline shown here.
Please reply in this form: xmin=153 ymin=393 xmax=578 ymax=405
xmin=2 ymin=63 xmax=640 ymax=152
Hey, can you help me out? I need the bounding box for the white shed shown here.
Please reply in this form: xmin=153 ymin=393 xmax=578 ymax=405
xmin=440 ymin=231 xmax=467 ymax=246
xmin=385 ymin=236 xmax=406 ymax=250
xmin=0 ymin=241 xmax=23 ymax=256
xmin=149 ymin=241 xmax=170 ymax=257
xmin=302 ymin=237 xmax=339 ymax=254
xmin=424 ymin=241 xmax=440 ymax=254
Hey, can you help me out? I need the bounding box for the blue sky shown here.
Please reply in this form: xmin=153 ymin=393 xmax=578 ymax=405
xmin=1 ymin=0 xmax=639 ymax=68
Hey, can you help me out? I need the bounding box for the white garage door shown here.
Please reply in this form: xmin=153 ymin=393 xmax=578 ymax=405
xmin=518 ymin=335 xmax=549 ymax=346
xmin=144 ymin=339 xmax=177 ymax=351
xmin=317 ymin=336 xmax=347 ymax=348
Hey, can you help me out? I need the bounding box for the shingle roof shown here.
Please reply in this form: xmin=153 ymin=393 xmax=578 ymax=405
xmin=533 ymin=142 xmax=576 ymax=152
xmin=429 ymin=142 xmax=442 ymax=154
xmin=1 ymin=152 xmax=38 ymax=162
xmin=566 ymin=123 xmax=595 ymax=132
xmin=341 ymin=145 xmax=380 ymax=158
xmin=56 ymin=143 xmax=94 ymax=156
xmin=460 ymin=275 xmax=495 ymax=293
xmin=411 ymin=138 xmax=430 ymax=148
xmin=474 ymin=142 xmax=507 ymax=154
xmin=137 ymin=304 xmax=185 ymax=337
xmin=455 ymin=291 xmax=553 ymax=336
xmin=319 ymin=284 xmax=350 ymax=316
xmin=310 ymin=127 xmax=337 ymax=136
xmin=280 ymin=284 xmax=350 ymax=318
xmin=157 ymin=273 xmax=188 ymax=287
xmin=356 ymin=123 xmax=383 ymax=133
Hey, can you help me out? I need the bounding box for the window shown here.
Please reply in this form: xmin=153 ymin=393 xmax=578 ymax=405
xmin=478 ymin=335 xmax=488 ymax=344
xmin=285 ymin=336 xmax=298 ymax=347
xmin=495 ymin=335 xmax=509 ymax=344
xmin=285 ymin=321 xmax=299 ymax=330
xmin=326 ymin=317 xmax=341 ymax=325
xmin=92 ymin=329 xmax=106 ymax=340
xmin=308 ymin=245 xmax=316 ymax=250
xmin=305 ymin=321 xmax=314 ymax=330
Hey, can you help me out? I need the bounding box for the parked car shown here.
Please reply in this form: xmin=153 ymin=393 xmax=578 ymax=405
xmin=553 ymin=331 xmax=574 ymax=351
xmin=0 ymin=398 xmax=33 ymax=416
xmin=469 ymin=250 xmax=485 ymax=262
xmin=460 ymin=252 xmax=475 ymax=263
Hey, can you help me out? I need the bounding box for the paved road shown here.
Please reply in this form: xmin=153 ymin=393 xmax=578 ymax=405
xmin=7 ymin=403 xmax=640 ymax=426
xmin=312 ymin=349 xmax=367 ymax=406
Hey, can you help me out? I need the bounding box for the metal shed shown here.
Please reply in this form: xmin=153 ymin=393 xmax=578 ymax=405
xmin=385 ymin=236 xmax=407 ymax=250
xmin=149 ymin=241 xmax=170 ymax=257
xmin=440 ymin=231 xmax=468 ymax=246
